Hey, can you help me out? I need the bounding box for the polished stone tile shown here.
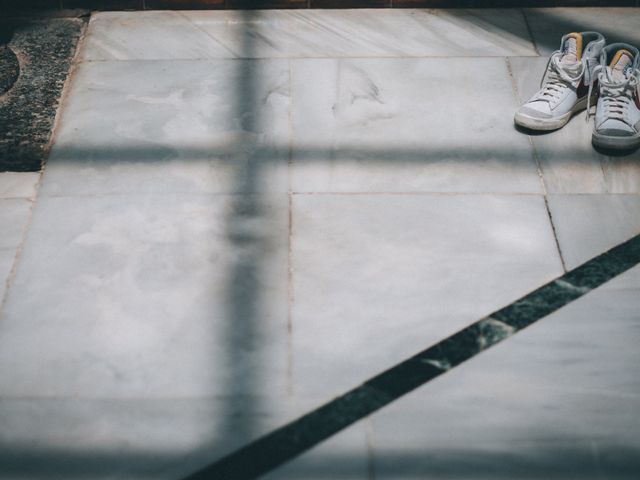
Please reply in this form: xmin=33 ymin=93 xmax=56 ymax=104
xmin=0 ymin=198 xmax=29 ymax=303
xmin=0 ymin=397 xmax=289 ymax=480
xmin=81 ymin=11 xmax=235 ymax=61
xmin=0 ymin=193 xmax=289 ymax=398
xmin=0 ymin=172 xmax=40 ymax=199
xmin=524 ymin=8 xmax=640 ymax=57
xmin=0 ymin=396 xmax=368 ymax=480
xmin=43 ymin=59 xmax=290 ymax=196
xmin=291 ymin=58 xmax=542 ymax=193
xmin=290 ymin=194 xmax=563 ymax=401
xmin=83 ymin=9 xmax=536 ymax=61
xmin=0 ymin=198 xmax=32 ymax=250
xmin=604 ymin=263 xmax=640 ymax=291
xmin=193 ymin=9 xmax=538 ymax=59
xmin=602 ymin=155 xmax=640 ymax=194
xmin=507 ymin=56 xmax=614 ymax=195
xmin=547 ymin=194 xmax=640 ymax=270
xmin=370 ymin=282 xmax=640 ymax=480
xmin=0 ymin=250 xmax=15 ymax=303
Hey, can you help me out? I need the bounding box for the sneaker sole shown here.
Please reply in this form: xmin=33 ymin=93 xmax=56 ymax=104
xmin=592 ymin=131 xmax=640 ymax=151
xmin=514 ymin=96 xmax=589 ymax=131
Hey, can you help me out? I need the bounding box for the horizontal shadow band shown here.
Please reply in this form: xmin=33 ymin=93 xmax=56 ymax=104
xmin=183 ymin=232 xmax=640 ymax=480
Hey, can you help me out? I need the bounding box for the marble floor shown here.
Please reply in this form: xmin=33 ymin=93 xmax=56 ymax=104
xmin=1 ymin=7 xmax=640 ymax=480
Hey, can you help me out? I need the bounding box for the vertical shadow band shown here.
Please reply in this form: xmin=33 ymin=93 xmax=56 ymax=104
xmin=184 ymin=232 xmax=640 ymax=480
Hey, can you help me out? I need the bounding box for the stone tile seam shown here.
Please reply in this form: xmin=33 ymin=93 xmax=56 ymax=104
xmin=174 ymin=10 xmax=240 ymax=58
xmin=544 ymin=195 xmax=568 ymax=273
xmin=32 ymin=192 xmax=640 ymax=199
xmin=520 ymin=7 xmax=541 ymax=57
xmin=0 ymin=192 xmax=38 ymax=201
xmin=286 ymin=58 xmax=295 ymax=398
xmin=291 ymin=192 xmax=640 ymax=196
xmin=183 ymin=234 xmax=640 ymax=480
xmin=2 ymin=19 xmax=94 ymax=314
xmin=0 ymin=196 xmax=37 ymax=319
xmin=0 ymin=394 xmax=299 ymax=400
xmin=78 ymin=55 xmax=542 ymax=63
xmin=290 ymin=191 xmax=548 ymax=196
xmin=364 ymin=419 xmax=376 ymax=480
xmin=34 ymin=192 xmax=550 ymax=199
xmin=504 ymin=56 xmax=567 ymax=273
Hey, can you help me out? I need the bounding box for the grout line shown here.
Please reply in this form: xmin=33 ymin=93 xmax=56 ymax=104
xmin=183 ymin=233 xmax=640 ymax=480
xmin=365 ymin=420 xmax=376 ymax=480
xmin=290 ymin=191 xmax=545 ymax=196
xmin=287 ymin=194 xmax=294 ymax=398
xmin=79 ymin=54 xmax=542 ymax=63
xmin=30 ymin=191 xmax=640 ymax=200
xmin=286 ymin=58 xmax=295 ymax=398
xmin=600 ymin=153 xmax=612 ymax=194
xmin=0 ymin=394 xmax=301 ymax=400
xmin=520 ymin=8 xmax=541 ymax=57
xmin=543 ymin=195 xmax=568 ymax=273
xmin=504 ymin=56 xmax=567 ymax=272
xmin=0 ymin=197 xmax=35 ymax=318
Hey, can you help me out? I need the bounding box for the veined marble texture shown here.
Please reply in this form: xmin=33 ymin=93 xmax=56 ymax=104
xmin=0 ymin=198 xmax=32 ymax=304
xmin=0 ymin=193 xmax=290 ymax=399
xmin=43 ymin=59 xmax=290 ymax=196
xmin=82 ymin=9 xmax=537 ymax=61
xmin=291 ymin=57 xmax=542 ymax=193
xmin=370 ymin=272 xmax=640 ymax=480
xmin=548 ymin=195 xmax=640 ymax=270
xmin=291 ymin=194 xmax=563 ymax=400
xmin=0 ymin=174 xmax=37 ymax=334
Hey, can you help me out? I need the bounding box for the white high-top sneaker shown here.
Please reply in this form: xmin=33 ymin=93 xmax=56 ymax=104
xmin=515 ymin=32 xmax=605 ymax=131
xmin=591 ymin=44 xmax=640 ymax=151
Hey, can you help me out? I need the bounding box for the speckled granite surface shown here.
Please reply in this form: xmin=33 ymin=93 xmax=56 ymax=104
xmin=0 ymin=46 xmax=19 ymax=96
xmin=0 ymin=18 xmax=84 ymax=172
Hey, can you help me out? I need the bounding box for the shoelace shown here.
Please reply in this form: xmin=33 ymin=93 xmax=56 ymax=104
xmin=587 ymin=65 xmax=640 ymax=125
xmin=533 ymin=51 xmax=586 ymax=105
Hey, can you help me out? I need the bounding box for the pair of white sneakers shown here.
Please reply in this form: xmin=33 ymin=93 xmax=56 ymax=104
xmin=514 ymin=32 xmax=640 ymax=152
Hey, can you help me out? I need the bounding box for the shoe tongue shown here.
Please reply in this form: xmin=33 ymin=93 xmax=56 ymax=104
xmin=608 ymin=49 xmax=634 ymax=81
xmin=561 ymin=33 xmax=582 ymax=64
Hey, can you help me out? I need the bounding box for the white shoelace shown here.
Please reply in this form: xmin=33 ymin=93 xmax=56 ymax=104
xmin=587 ymin=65 xmax=640 ymax=126
xmin=533 ymin=51 xmax=586 ymax=105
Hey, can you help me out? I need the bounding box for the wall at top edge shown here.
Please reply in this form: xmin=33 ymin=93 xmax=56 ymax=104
xmin=2 ymin=0 xmax=640 ymax=12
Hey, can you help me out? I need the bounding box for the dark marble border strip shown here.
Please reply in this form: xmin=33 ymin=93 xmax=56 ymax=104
xmin=183 ymin=233 xmax=640 ymax=480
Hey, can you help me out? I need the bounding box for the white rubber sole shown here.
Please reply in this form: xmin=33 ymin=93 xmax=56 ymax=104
xmin=592 ymin=130 xmax=640 ymax=152
xmin=514 ymin=96 xmax=589 ymax=131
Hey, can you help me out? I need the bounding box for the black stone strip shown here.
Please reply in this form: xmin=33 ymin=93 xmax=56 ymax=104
xmin=184 ymin=233 xmax=640 ymax=480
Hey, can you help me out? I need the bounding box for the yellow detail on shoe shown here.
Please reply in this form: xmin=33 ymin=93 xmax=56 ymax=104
xmin=565 ymin=32 xmax=583 ymax=61
xmin=610 ymin=49 xmax=634 ymax=68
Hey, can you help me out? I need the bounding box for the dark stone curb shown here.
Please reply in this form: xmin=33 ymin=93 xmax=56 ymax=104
xmin=0 ymin=45 xmax=20 ymax=96
xmin=0 ymin=17 xmax=85 ymax=172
